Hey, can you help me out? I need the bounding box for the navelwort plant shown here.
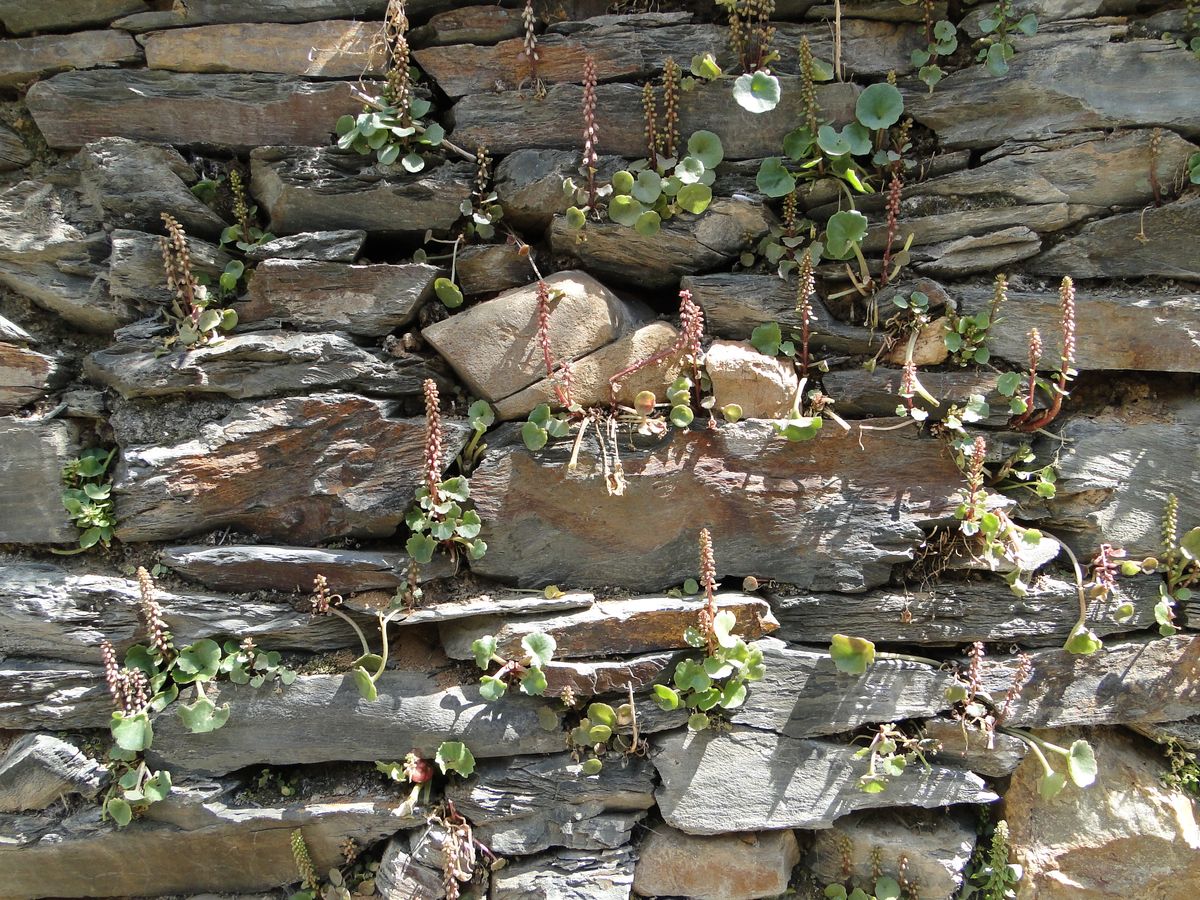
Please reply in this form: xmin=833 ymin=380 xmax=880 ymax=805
xmin=99 ymin=567 xmax=296 ymax=826
xmin=945 ymin=273 xmax=1006 ymax=365
xmin=962 ymin=819 xmax=1023 ymax=899
xmin=653 ymin=529 xmax=767 ymax=731
xmin=471 ymin=631 xmax=557 ymax=699
xmin=718 ymin=0 xmax=783 ymax=113
xmin=974 ymin=0 xmax=1037 ymax=76
xmin=159 ymin=212 xmax=238 ymax=349
xmin=999 ymin=276 xmax=1077 ymax=432
xmin=57 ymin=447 xmax=117 ymax=554
xmin=377 ymin=741 xmax=477 ymax=810
xmin=903 ymin=0 xmax=959 ymax=90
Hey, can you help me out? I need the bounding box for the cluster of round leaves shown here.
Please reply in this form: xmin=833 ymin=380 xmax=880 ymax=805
xmin=405 ymin=475 xmax=486 ymax=564
xmin=907 ymin=16 xmax=959 ymax=90
xmin=567 ymin=701 xmax=633 ymax=775
xmin=977 ymin=6 xmax=1038 ymax=76
xmin=570 ymin=131 xmax=725 ymax=236
xmin=60 ymin=447 xmax=117 ymax=552
xmin=471 ymin=631 xmax=557 ymax=700
xmin=522 ymin=403 xmax=573 ymax=451
xmin=334 ymin=95 xmax=444 ymax=171
xmin=824 ymin=876 xmax=905 ymax=900
xmin=652 ymin=610 xmax=767 ymax=732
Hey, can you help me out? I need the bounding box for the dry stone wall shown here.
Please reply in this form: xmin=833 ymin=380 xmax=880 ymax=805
xmin=1 ymin=1 xmax=1199 ymax=898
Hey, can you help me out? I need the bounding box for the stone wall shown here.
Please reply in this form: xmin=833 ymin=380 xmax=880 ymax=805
xmin=1 ymin=1 xmax=1199 ymax=898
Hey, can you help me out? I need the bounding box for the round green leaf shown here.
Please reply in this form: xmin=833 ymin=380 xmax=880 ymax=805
xmin=756 ymin=157 xmax=796 ymax=198
xmin=676 ymin=182 xmax=712 ymax=214
xmin=632 ymin=169 xmax=663 ymax=204
xmin=110 ymin=710 xmax=153 ymax=752
xmin=435 ymin=741 xmax=475 ymax=777
xmin=816 ymin=124 xmax=853 ymax=157
xmin=829 ymin=633 xmax=876 ymax=674
xmin=634 ymin=210 xmax=662 ymax=235
xmin=406 ymin=533 xmax=437 ymax=565
xmin=732 ymin=71 xmax=781 ymax=113
xmin=855 ymin=82 xmax=905 ymax=129
xmin=612 ymin=170 xmax=635 ymax=195
xmin=522 ymin=632 xmax=557 ymax=667
xmin=351 ymin=666 xmax=377 ymax=701
xmin=519 ymin=665 xmax=548 ymax=696
xmin=377 ymin=143 xmax=400 ymax=166
xmin=687 ymin=130 xmax=724 ymax=168
xmin=174 ymin=639 xmax=221 ymax=683
xmin=670 ymin=405 xmax=694 ymax=428
xmin=565 ymin=206 xmax=587 ymax=229
xmin=106 ymin=797 xmax=133 ymax=826
xmin=434 ymin=277 xmax=464 ymax=309
xmin=401 ymin=152 xmax=425 ymax=173
xmin=1067 ymin=739 xmax=1097 ymax=787
xmin=479 ymin=674 xmax=507 ymax=701
xmin=824 ymin=210 xmax=869 ymax=260
xmin=581 ymin=757 xmax=604 ymax=775
xmin=675 ymin=156 xmax=705 ymax=185
xmin=653 ymin=684 xmax=682 ymax=710
xmin=521 ymin=421 xmax=548 ymax=451
xmin=609 ymin=194 xmax=645 ymax=227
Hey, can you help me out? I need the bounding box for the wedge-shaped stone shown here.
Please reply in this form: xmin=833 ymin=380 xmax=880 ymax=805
xmin=0 ymin=417 xmax=78 ymax=544
xmin=456 ymin=242 xmax=535 ymax=297
xmin=0 ymin=30 xmax=141 ymax=88
xmin=682 ymin=273 xmax=877 ymax=354
xmin=239 ymin=259 xmax=437 ymax=336
xmin=112 ymin=0 xmax=459 ymax=31
xmin=808 ymin=808 xmax=975 ymax=900
xmin=0 ymin=562 xmax=360 ymax=666
xmin=251 ymin=147 xmax=472 ymax=236
xmin=445 ymin=753 xmax=655 ymax=854
xmin=77 ymin=137 xmax=229 ymax=240
xmin=112 ymin=393 xmax=469 ymax=544
xmin=0 ymin=342 xmax=66 ymax=413
xmin=86 ymin=331 xmax=439 ymax=400
xmin=634 ymin=826 xmax=800 ymax=900
xmin=0 ymin=660 xmax=106 ymax=730
xmin=161 ymin=544 xmax=454 ymax=593
xmin=450 ymin=78 xmax=858 ymax=159
xmin=954 ymin=282 xmax=1200 ymax=372
xmin=0 ymin=123 xmax=31 ymax=171
xmin=469 ymin=420 xmax=962 ymax=592
xmin=1027 ymin=196 xmax=1200 ymax=282
xmin=922 ymin=718 xmax=1027 ymax=778
xmin=705 ymin=339 xmax=798 ymax=420
xmin=768 ymin=575 xmax=1160 ymax=648
xmin=494 ymin=321 xmax=682 ymax=421
xmin=980 ymin=635 xmax=1200 ymax=728
xmin=0 ymin=779 xmax=422 ymax=897
xmin=422 ymin=270 xmax=643 ymax=402
xmin=26 ymin=70 xmax=362 ymax=150
xmin=148 ymin=671 xmax=566 ymax=775
xmin=244 ymin=229 xmax=366 ymax=263
xmin=376 ymin=840 xmax=445 ymax=899
xmin=915 ymin=226 xmax=1043 ymax=277
xmin=542 ymin=652 xmax=679 ymax=698
xmin=0 ymin=734 xmax=107 ymax=813
xmin=726 ymin=643 xmax=954 ymax=738
xmin=106 ymin=228 xmax=231 ymax=313
xmin=491 ymin=846 xmax=636 ymax=900
xmin=549 ymin=198 xmax=772 ymax=289
xmin=1132 ymin=715 xmax=1200 ymax=752
xmin=439 ymin=593 xmax=777 ymax=661
xmin=143 ymin=21 xmax=384 ymax=77
xmin=908 ymin=39 xmax=1200 ymax=150
xmin=1040 ymin=411 xmax=1200 ymax=557
xmin=654 ymin=727 xmax=997 ymax=833
xmin=418 ymin=20 xmax=919 ymax=97
xmin=0 ymin=0 xmax=147 ymax=34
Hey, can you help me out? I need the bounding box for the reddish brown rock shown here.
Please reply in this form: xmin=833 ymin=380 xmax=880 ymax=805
xmin=142 ymin=21 xmax=384 ymax=77
xmin=0 ymin=30 xmax=141 ymax=89
xmin=238 ymin=259 xmax=438 ymax=336
xmin=439 ymin=593 xmax=778 ymax=660
xmin=0 ymin=343 xmax=65 ymax=413
xmin=634 ymin=827 xmax=801 ymax=900
xmin=469 ymin=420 xmax=963 ymax=592
xmin=112 ymin=393 xmax=469 ymax=544
xmin=413 ymin=4 xmax=525 ymax=47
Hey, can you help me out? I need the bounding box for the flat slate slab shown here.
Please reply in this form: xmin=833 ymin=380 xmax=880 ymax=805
xmin=0 ymin=734 xmax=107 ymax=813
xmin=148 ymin=670 xmax=566 ymax=775
xmin=0 ymin=0 xmax=147 ymax=35
xmin=653 ymin=727 xmax=997 ymax=834
xmin=980 ymin=635 xmax=1200 ymax=728
xmin=0 ymin=342 xmax=65 ymax=413
xmin=439 ymin=593 xmax=778 ymax=661
xmin=160 ymin=544 xmax=454 ymax=593
xmin=469 ymin=420 xmax=962 ymax=593
xmin=26 ymin=70 xmax=362 ymax=150
xmin=0 ymin=562 xmax=358 ymax=665
xmin=445 ymin=753 xmax=655 ymax=854
xmin=0 ymin=780 xmax=422 ymax=897
xmin=907 ymin=38 xmax=1200 ymax=150
xmin=238 ymin=259 xmax=439 ymax=336
xmin=84 ymin=331 xmax=438 ymax=400
xmin=142 ymin=20 xmax=383 ymax=77
xmin=0 ymin=660 xmax=107 ymax=730
xmin=250 ymin=147 xmax=472 ymax=237
xmin=112 ymin=393 xmax=469 ymax=544
xmin=768 ymin=575 xmax=1160 ymax=647
xmin=343 ymin=588 xmax=596 ymax=625
xmin=0 ymin=417 xmax=79 ymax=544
xmin=0 ymin=29 xmax=142 ymax=88
xmin=449 ymin=78 xmax=859 ymax=159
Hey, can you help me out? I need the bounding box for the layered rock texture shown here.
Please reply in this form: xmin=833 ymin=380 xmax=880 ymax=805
xmin=2 ymin=1 xmax=1199 ymax=899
